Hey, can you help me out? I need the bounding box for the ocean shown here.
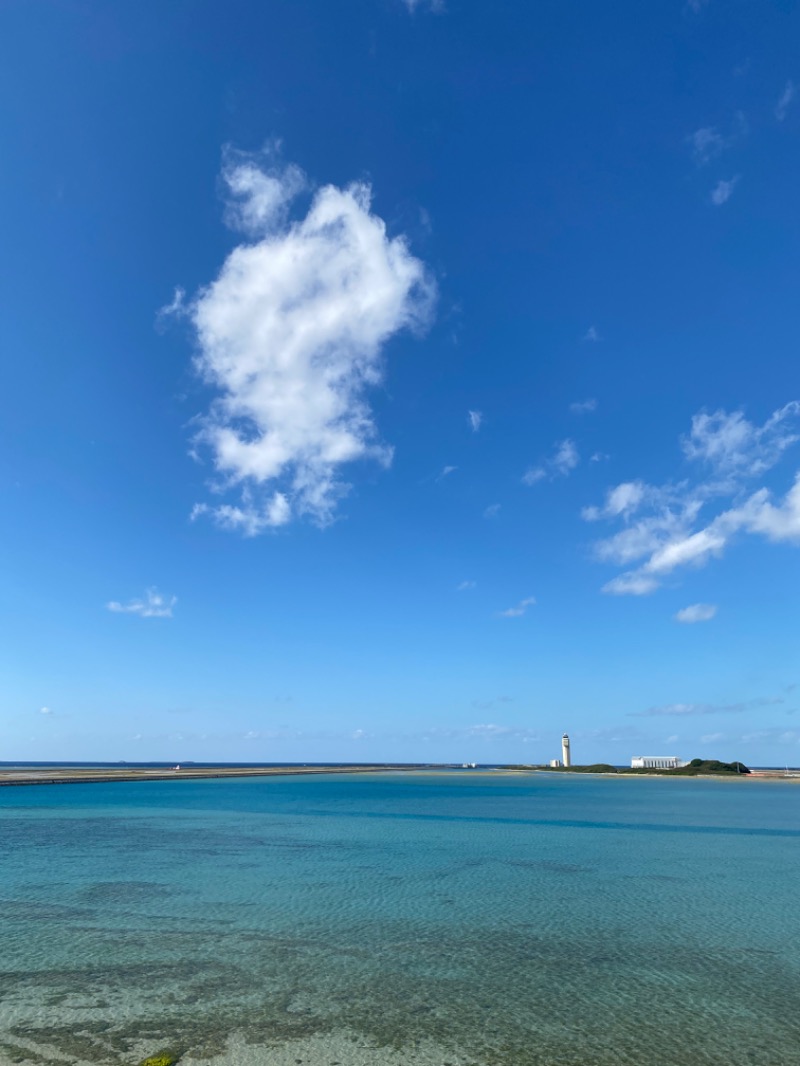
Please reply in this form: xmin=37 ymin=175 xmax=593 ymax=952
xmin=1 ymin=771 xmax=798 ymax=1066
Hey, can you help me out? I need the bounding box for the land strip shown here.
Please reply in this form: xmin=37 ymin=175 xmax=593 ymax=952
xmin=0 ymin=765 xmax=431 ymax=787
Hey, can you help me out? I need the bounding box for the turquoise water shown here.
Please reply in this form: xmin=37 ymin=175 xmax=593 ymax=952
xmin=1 ymin=772 xmax=799 ymax=1066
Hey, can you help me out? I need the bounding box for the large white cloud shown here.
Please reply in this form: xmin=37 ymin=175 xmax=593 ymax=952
xmin=183 ymin=150 xmax=435 ymax=534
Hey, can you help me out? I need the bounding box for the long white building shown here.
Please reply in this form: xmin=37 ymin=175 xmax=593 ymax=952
xmin=631 ymin=755 xmax=687 ymax=770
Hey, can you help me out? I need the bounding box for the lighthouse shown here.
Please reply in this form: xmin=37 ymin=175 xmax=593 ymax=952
xmin=561 ymin=733 xmax=571 ymax=767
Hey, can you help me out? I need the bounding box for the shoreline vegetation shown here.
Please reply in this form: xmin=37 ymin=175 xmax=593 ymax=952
xmin=1 ymin=759 xmax=798 ymax=787
xmin=516 ymin=763 xmax=755 ymax=780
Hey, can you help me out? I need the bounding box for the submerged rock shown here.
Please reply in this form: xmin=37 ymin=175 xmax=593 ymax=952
xmin=138 ymin=1052 xmax=179 ymax=1066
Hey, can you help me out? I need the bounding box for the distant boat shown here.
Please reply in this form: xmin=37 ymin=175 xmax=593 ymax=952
xmin=462 ymin=762 xmax=477 ymax=769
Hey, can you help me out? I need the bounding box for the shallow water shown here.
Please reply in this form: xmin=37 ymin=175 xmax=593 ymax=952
xmin=1 ymin=772 xmax=799 ymax=1066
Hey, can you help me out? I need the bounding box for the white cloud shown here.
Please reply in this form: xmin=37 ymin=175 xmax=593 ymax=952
xmin=582 ymin=480 xmax=646 ymax=521
xmin=183 ymin=147 xmax=435 ymax=534
xmin=689 ymin=127 xmax=726 ymax=166
xmin=591 ymin=494 xmax=702 ymax=566
xmin=553 ymin=439 xmax=579 ymax=475
xmin=776 ymin=80 xmax=796 ymax=121
xmin=583 ymin=326 xmax=600 ymax=342
xmin=155 ymin=286 xmax=186 ymax=331
xmin=602 ymin=572 xmax=659 ymax=596
xmin=524 ymin=439 xmax=579 ymax=485
xmin=665 ymin=734 xmax=679 ymax=744
xmin=700 ymin=732 xmax=725 ymax=744
xmin=586 ymin=402 xmax=800 ymax=595
xmin=632 ymin=696 xmax=780 ymax=718
xmin=602 ymin=476 xmax=800 ymax=593
xmin=402 ymin=0 xmax=445 ymax=11
xmin=498 ymin=596 xmax=536 ymax=618
xmin=681 ymin=403 xmax=800 ymax=481
xmin=736 ymin=476 xmax=800 ymax=542
xmin=674 ymin=603 xmax=717 ymax=623
xmin=191 ymin=492 xmax=291 ymax=535
xmin=39 ymin=706 xmax=52 ymax=716
xmin=688 ymin=114 xmax=747 ymax=166
xmin=437 ymin=465 xmax=458 ymax=480
xmin=521 ymin=466 xmax=547 ymax=486
xmin=221 ymin=145 xmax=306 ymax=236
xmin=107 ymin=588 xmax=177 ymax=618
xmin=646 ymin=525 xmax=727 ymax=574
xmin=457 ymin=580 xmax=476 ymax=591
xmin=483 ymin=503 xmax=501 ymax=519
xmin=650 ymin=476 xmax=800 ymax=573
xmin=569 ymin=398 xmax=597 ymax=415
xmin=468 ymin=410 xmax=483 ymax=432
xmin=711 ymin=177 xmax=739 ymax=205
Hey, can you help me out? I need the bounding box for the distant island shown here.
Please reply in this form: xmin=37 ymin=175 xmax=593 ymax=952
xmin=513 ymin=759 xmax=751 ymax=776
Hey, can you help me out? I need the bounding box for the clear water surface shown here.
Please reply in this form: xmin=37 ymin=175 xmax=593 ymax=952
xmin=1 ymin=772 xmax=798 ymax=1066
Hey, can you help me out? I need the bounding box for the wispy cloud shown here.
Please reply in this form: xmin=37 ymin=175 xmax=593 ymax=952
xmin=602 ymin=572 xmax=660 ymax=596
xmin=483 ymin=503 xmax=501 ymax=519
xmin=689 ymin=126 xmax=726 ymax=166
xmin=402 ymin=0 xmax=445 ymax=11
xmin=107 ymin=588 xmax=177 ymax=618
xmin=585 ymin=401 xmax=800 ymax=595
xmin=553 ymin=439 xmax=579 ymax=475
xmin=674 ymin=603 xmax=717 ymax=624
xmin=498 ymin=596 xmax=536 ymax=618
xmin=471 ymin=696 xmax=513 ymax=711
xmin=776 ymin=80 xmax=796 ymax=121
xmin=39 ymin=706 xmax=53 ymax=716
xmin=179 ymin=145 xmax=435 ymax=535
xmin=437 ymin=465 xmax=458 ymax=480
xmin=583 ymin=481 xmax=646 ymax=522
xmin=631 ymin=696 xmax=782 ymax=718
xmin=468 ymin=410 xmax=483 ymax=432
xmin=570 ymin=398 xmax=597 ymax=415
xmin=682 ymin=403 xmax=800 ymax=481
xmin=711 ymin=176 xmax=739 ymax=205
xmin=456 ymin=580 xmax=476 ymax=591
xmin=155 ymin=286 xmax=186 ymax=331
xmin=583 ymin=326 xmax=600 ymax=342
xmin=741 ymin=728 xmax=800 ymax=744
xmin=523 ymin=439 xmax=579 ymax=485
xmin=521 ymin=466 xmax=547 ymax=486
xmin=688 ymin=114 xmax=746 ymax=166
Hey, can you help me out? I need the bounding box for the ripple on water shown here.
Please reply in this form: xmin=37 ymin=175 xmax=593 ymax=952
xmin=1 ymin=773 xmax=799 ymax=1066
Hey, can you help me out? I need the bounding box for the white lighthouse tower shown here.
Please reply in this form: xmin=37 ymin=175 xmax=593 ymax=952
xmin=561 ymin=733 xmax=571 ymax=767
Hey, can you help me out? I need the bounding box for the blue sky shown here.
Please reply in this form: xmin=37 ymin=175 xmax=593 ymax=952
xmin=2 ymin=0 xmax=799 ymax=765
